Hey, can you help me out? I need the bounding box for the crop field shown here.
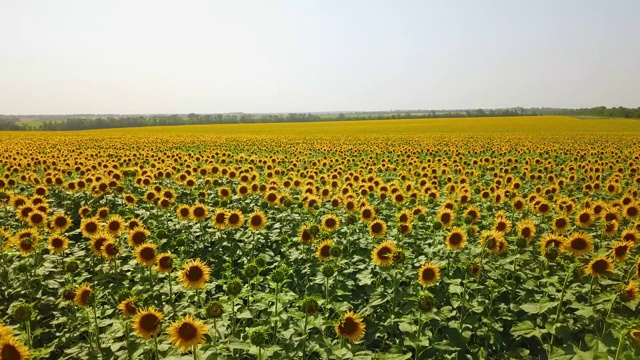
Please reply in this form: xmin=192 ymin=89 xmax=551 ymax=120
xmin=2 ymin=116 xmax=640 ymax=359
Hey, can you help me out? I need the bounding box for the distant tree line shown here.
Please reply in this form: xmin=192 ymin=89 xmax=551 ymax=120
xmin=1 ymin=106 xmax=639 ymax=131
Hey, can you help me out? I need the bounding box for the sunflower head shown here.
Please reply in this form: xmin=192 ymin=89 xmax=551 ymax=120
xmin=299 ymin=224 xmax=315 ymax=244
xmin=74 ymin=283 xmax=94 ymax=308
xmin=445 ymin=227 xmax=467 ymax=250
xmin=586 ymin=256 xmax=614 ymax=277
xmin=371 ymin=240 xmax=396 ymax=267
xmin=81 ymin=218 xmax=101 ymax=238
xmin=48 ymin=235 xmax=69 ymax=255
xmin=190 ymin=203 xmax=209 ymax=222
xmin=225 ymin=209 xmax=244 ymax=228
xmin=418 ymin=262 xmax=441 ymax=287
xmin=168 ymin=314 xmax=208 ymax=351
xmin=105 ymin=215 xmax=125 ymax=235
xmin=0 ymin=336 xmax=31 ymax=360
xmin=563 ymin=232 xmax=593 ymax=256
xmin=316 ymin=240 xmax=333 ymax=261
xmin=135 ymin=243 xmax=157 ymax=267
xmin=179 ymin=259 xmax=211 ymax=289
xmin=50 ymin=213 xmax=71 ymax=232
xmin=612 ymin=241 xmax=633 ymax=262
xmin=321 ymin=214 xmax=340 ymax=232
xmin=248 ymin=210 xmax=267 ymax=231
xmin=369 ymin=219 xmax=387 ymax=237
xmin=417 ymin=291 xmax=436 ymax=312
xmin=437 ymin=208 xmax=454 ymax=227
xmin=128 ymin=226 xmax=150 ymax=248
xmin=621 ymin=281 xmax=639 ymax=302
xmin=205 ymin=301 xmax=224 ymax=319
xmin=102 ymin=240 xmax=120 ymax=260
xmin=211 ymin=208 xmax=227 ymax=230
xmin=118 ymin=298 xmax=138 ymax=317
xmin=157 ymin=252 xmax=173 ymax=273
xmin=335 ymin=311 xmax=366 ymax=343
xmin=133 ymin=307 xmax=163 ymax=339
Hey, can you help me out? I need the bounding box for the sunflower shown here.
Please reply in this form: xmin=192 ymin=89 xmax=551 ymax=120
xmin=369 ymin=219 xmax=387 ymax=237
xmin=48 ymin=235 xmax=69 ymax=254
xmin=102 ymin=240 xmax=120 ymax=260
xmin=225 ymin=209 xmax=244 ymax=228
xmin=133 ymin=307 xmax=163 ymax=339
xmin=17 ymin=204 xmax=34 ymax=221
xmin=604 ymin=220 xmax=619 ymax=237
xmin=96 ymin=207 xmax=110 ymax=220
xmin=335 ymin=311 xmax=366 ymax=343
xmin=0 ymin=336 xmax=31 ymax=360
xmin=248 ymin=210 xmax=267 ymax=231
xmin=105 ymin=215 xmax=125 ymax=235
xmin=49 ymin=213 xmax=71 ymax=233
xmin=0 ymin=230 xmax=12 ymax=252
xmin=15 ymin=229 xmax=39 ymax=256
xmin=156 ymin=252 xmax=173 ymax=273
xmin=516 ymin=219 xmax=536 ymax=242
xmin=80 ymin=218 xmax=101 ymax=238
xmin=418 ymin=262 xmax=441 ymax=287
xmin=437 ymin=208 xmax=454 ymax=227
xmin=478 ymin=231 xmax=505 ymax=254
xmin=128 ymin=227 xmax=150 ymax=248
xmin=167 ymin=314 xmax=208 ymax=351
xmin=179 ymin=259 xmax=211 ymax=289
xmin=624 ymin=203 xmax=640 ymax=219
xmin=396 ymin=209 xmax=413 ymax=224
xmin=552 ymin=216 xmax=570 ymax=233
xmin=123 ymin=193 xmax=137 ymax=207
xmin=176 ymin=205 xmax=191 ymax=221
xmin=585 ymin=256 xmax=614 ymax=277
xmin=621 ymin=228 xmax=639 ymax=244
xmin=27 ymin=210 xmax=46 ymax=228
xmin=90 ymin=232 xmax=113 ymax=256
xmin=539 ymin=233 xmax=564 ymax=254
xmin=621 ymin=281 xmax=638 ymax=302
xmin=371 ymin=240 xmax=396 ymax=267
xmin=264 ymin=191 xmax=279 ymax=205
xmin=299 ymin=224 xmax=315 ymax=244
xmin=211 ymin=208 xmax=227 ymax=230
xmin=563 ymin=232 xmax=593 ymax=256
xmin=360 ymin=206 xmax=376 ymax=222
xmin=575 ymin=209 xmax=593 ymax=228
xmin=492 ymin=217 xmax=512 ymax=234
xmin=190 ymin=203 xmax=209 ymax=222
xmin=74 ymin=283 xmax=93 ymax=308
xmin=118 ymin=297 xmax=138 ymax=317
xmin=611 ymin=241 xmax=633 ymax=262
xmin=321 ymin=214 xmax=340 ymax=232
xmin=463 ymin=206 xmax=481 ymax=223
xmin=631 ymin=329 xmax=640 ymax=345
xmin=128 ymin=218 xmax=143 ymax=231
xmin=398 ymin=222 xmax=412 ymax=235
xmin=316 ymin=240 xmax=333 ymax=261
xmin=135 ymin=243 xmax=157 ymax=267
xmin=445 ymin=227 xmax=466 ymax=250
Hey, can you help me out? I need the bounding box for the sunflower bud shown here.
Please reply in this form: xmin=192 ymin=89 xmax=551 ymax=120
xmin=330 ymin=245 xmax=342 ymax=258
xmin=13 ymin=303 xmax=32 ymax=322
xmin=467 ymin=262 xmax=482 ymax=277
xmin=417 ymin=214 xmax=426 ymax=222
xmin=515 ymin=237 xmax=527 ymax=248
xmin=62 ymin=287 xmax=76 ymax=302
xmin=346 ymin=215 xmax=357 ymax=225
xmin=417 ymin=292 xmax=435 ymax=312
xmin=432 ymin=222 xmax=442 ymax=231
xmin=66 ymin=260 xmax=80 ymax=274
xmin=544 ymin=246 xmax=558 ymax=261
xmin=321 ymin=264 xmax=335 ymax=278
xmin=205 ymin=301 xmax=224 ymax=319
xmin=302 ymin=297 xmax=319 ymax=316
xmin=227 ymin=279 xmax=243 ymax=297
xmin=309 ymin=225 xmax=320 ymax=236
xmin=244 ymin=264 xmax=259 ymax=280
xmin=270 ymin=265 xmax=289 ymax=284
xmin=255 ymin=256 xmax=266 ymax=268
xmin=249 ymin=327 xmax=268 ymax=347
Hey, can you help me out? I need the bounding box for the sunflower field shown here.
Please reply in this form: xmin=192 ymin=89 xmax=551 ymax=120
xmin=2 ymin=116 xmax=640 ymax=359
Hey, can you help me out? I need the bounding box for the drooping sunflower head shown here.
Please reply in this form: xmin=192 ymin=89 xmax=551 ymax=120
xmin=335 ymin=311 xmax=366 ymax=343
xmin=135 ymin=243 xmax=158 ymax=267
xmin=316 ymin=240 xmax=333 ymax=261
xmin=167 ymin=314 xmax=208 ymax=351
xmin=49 ymin=213 xmax=71 ymax=233
xmin=418 ymin=262 xmax=441 ymax=287
xmin=611 ymin=241 xmax=633 ymax=262
xmin=369 ymin=219 xmax=387 ymax=238
xmin=371 ymin=240 xmax=396 ymax=267
xmin=621 ymin=281 xmax=638 ymax=302
xmin=321 ymin=214 xmax=340 ymax=232
xmin=225 ymin=209 xmax=244 ymax=228
xmin=179 ymin=258 xmax=211 ymax=289
xmin=118 ymin=297 xmax=138 ymax=317
xmin=445 ymin=227 xmax=467 ymax=250
xmin=563 ymin=232 xmax=593 ymax=256
xmin=128 ymin=226 xmax=150 ymax=248
xmin=156 ymin=252 xmax=173 ymax=273
xmin=133 ymin=307 xmax=163 ymax=339
xmin=630 ymin=329 xmax=640 ymax=345
xmin=211 ymin=208 xmax=227 ymax=230
xmin=48 ymin=235 xmax=69 ymax=255
xmin=248 ymin=210 xmax=267 ymax=231
xmin=586 ymin=256 xmax=614 ymax=277
xmin=299 ymin=224 xmax=315 ymax=244
xmin=74 ymin=283 xmax=94 ymax=308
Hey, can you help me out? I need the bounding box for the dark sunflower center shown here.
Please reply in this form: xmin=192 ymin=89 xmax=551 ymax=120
xmin=627 ymin=207 xmax=639 ymax=217
xmin=592 ymin=259 xmax=609 ymax=274
xmin=421 ymin=268 xmax=436 ymax=281
xmin=579 ymin=213 xmax=590 ymax=223
xmin=94 ymin=238 xmax=107 ymax=251
xmin=99 ymin=210 xmax=108 ymax=218
xmin=320 ymin=245 xmax=331 ymax=258
xmin=468 ymin=210 xmax=477 ymax=219
xmin=125 ymin=302 xmax=136 ymax=314
xmin=449 ymin=233 xmax=462 ymax=245
xmin=605 ymin=213 xmax=617 ymax=222
xmin=109 ymin=222 xmax=121 ymax=231
xmin=178 ymin=322 xmax=198 ymax=341
xmin=106 ymin=244 xmax=118 ymax=256
xmin=31 ymin=213 xmax=43 ymax=223
xmin=440 ymin=213 xmax=451 ymax=223
xmin=228 ymin=214 xmax=239 ymax=224
xmin=301 ymin=230 xmax=311 ymax=241
xmin=371 ymin=222 xmax=383 ymax=233
xmin=180 ymin=208 xmax=190 ymax=217
xmin=160 ymin=257 xmax=172 ymax=269
xmin=571 ymin=238 xmax=587 ymax=250
xmin=496 ymin=222 xmax=506 ymax=231
xmin=515 ymin=201 xmax=523 ymax=210
xmin=521 ymin=228 xmax=531 ymax=238
xmin=52 ymin=238 xmax=64 ymax=248
xmin=555 ymin=218 xmax=567 ymax=228
xmin=399 ymin=214 xmax=408 ymax=223
xmin=624 ymin=233 xmax=636 ymax=242
xmin=251 ymin=216 xmax=262 ymax=227
xmin=267 ymin=193 xmax=277 ymax=202
xmin=80 ymin=290 xmax=91 ymax=304
xmin=85 ymin=222 xmax=98 ymax=233
xmin=545 ymin=239 xmax=561 ymax=248
xmin=539 ymin=204 xmax=549 ymax=212
xmin=340 ymin=317 xmax=358 ymax=335
xmin=140 ymin=314 xmax=160 ymax=332
xmin=377 ymin=246 xmax=392 ymax=259
xmin=215 ymin=213 xmax=226 ymax=224
xmin=1 ymin=343 xmax=20 ymax=359
xmin=139 ymin=247 xmax=155 ymax=260
xmin=615 ymin=246 xmax=629 ymax=258
xmin=132 ymin=232 xmax=146 ymax=245
xmin=55 ymin=217 xmax=68 ymax=227
xmin=325 ymin=218 xmax=336 ymax=228
xmin=186 ymin=266 xmax=204 ymax=281
xmin=193 ymin=207 xmax=205 ymax=217
xmin=362 ymin=209 xmax=372 ymax=218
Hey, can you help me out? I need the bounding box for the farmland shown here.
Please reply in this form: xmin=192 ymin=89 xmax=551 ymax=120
xmin=1 ymin=116 xmax=640 ymax=359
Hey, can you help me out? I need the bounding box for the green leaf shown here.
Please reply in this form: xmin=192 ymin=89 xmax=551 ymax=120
xmin=511 ymin=321 xmax=541 ymax=339
xmin=519 ymin=301 xmax=559 ymax=314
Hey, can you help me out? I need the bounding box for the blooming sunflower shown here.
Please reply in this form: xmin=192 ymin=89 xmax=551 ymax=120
xmin=335 ymin=311 xmax=365 ymax=343
xmin=585 ymin=256 xmax=614 ymax=277
xmin=321 ymin=214 xmax=340 ymax=232
xmin=479 ymin=231 xmax=505 ymax=254
xmin=74 ymin=283 xmax=93 ymax=308
xmin=445 ymin=227 xmax=466 ymax=250
xmin=128 ymin=226 xmax=150 ymax=248
xmin=624 ymin=203 xmax=640 ymax=219
xmin=135 ymin=243 xmax=157 ymax=267
xmin=248 ymin=210 xmax=267 ymax=231
xmin=575 ymin=209 xmax=594 ymax=228
xmin=492 ymin=217 xmax=512 ymax=234
xmin=27 ymin=210 xmax=46 ymax=228
xmin=133 ymin=307 xmax=163 ymax=339
xmin=90 ymin=232 xmax=113 ymax=256
xmin=611 ymin=241 xmax=633 ymax=262
xmin=369 ymin=219 xmax=387 ymax=238
xmin=48 ymin=235 xmax=69 ymax=255
xmin=211 ymin=208 xmax=227 ymax=230
xmin=437 ymin=209 xmax=454 ymax=227
xmin=621 ymin=281 xmax=638 ymax=302
xmin=516 ymin=219 xmax=536 ymax=242
xmin=552 ymin=216 xmax=570 ymax=234
xmin=156 ymin=252 xmax=173 ymax=273
xmin=371 ymin=240 xmax=396 ymax=267
xmin=176 ymin=205 xmax=191 ymax=221
xmin=360 ymin=206 xmax=376 ymax=222
xmin=167 ymin=314 xmax=208 ymax=351
xmin=418 ymin=262 xmax=441 ymax=287
xmin=15 ymin=229 xmax=39 ymax=256
xmin=563 ymin=232 xmax=593 ymax=256
xmin=96 ymin=207 xmax=110 ymax=220
xmin=118 ymin=298 xmax=138 ymax=317
xmin=539 ymin=233 xmax=564 ymax=254
xmin=102 ymin=240 xmax=119 ymax=260
xmin=179 ymin=259 xmax=211 ymax=289
xmin=0 ymin=336 xmax=31 ymax=360
xmin=190 ymin=203 xmax=209 ymax=222
xmin=49 ymin=213 xmax=71 ymax=233
xmin=316 ymin=240 xmax=333 ymax=261
xmin=80 ymin=218 xmax=101 ymax=238
xmin=396 ymin=209 xmax=413 ymax=224
xmin=105 ymin=215 xmax=126 ymax=236
xmin=463 ymin=206 xmax=481 ymax=223
xmin=225 ymin=209 xmax=244 ymax=228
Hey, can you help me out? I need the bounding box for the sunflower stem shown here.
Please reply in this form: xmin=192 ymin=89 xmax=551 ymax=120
xmin=325 ymin=277 xmax=329 ymax=305
xmin=614 ymin=329 xmax=626 ymax=360
xmin=153 ymin=335 xmax=159 ymax=359
xmin=167 ymin=274 xmax=175 ymax=318
xmin=587 ymin=275 xmax=595 ymax=305
xmin=92 ymin=301 xmax=103 ymax=359
xmin=231 ymin=297 xmax=237 ymax=335
xmin=391 ymin=268 xmax=398 ymax=315
xmin=602 ymin=294 xmax=617 ymax=334
xmin=273 ymin=283 xmax=279 ymax=344
xmin=302 ymin=314 xmax=308 ymax=359
xmin=124 ymin=320 xmax=132 ymax=360
xmin=549 ymin=263 xmax=574 ymax=354
xmin=193 ymin=344 xmax=198 ymax=360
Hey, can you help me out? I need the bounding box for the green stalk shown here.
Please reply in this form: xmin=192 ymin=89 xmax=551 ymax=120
xmin=549 ymin=264 xmax=574 ymax=353
xmin=193 ymin=344 xmax=198 ymax=360
xmin=392 ymin=268 xmax=398 ymax=315
xmin=92 ymin=302 xmax=103 ymax=359
xmin=614 ymin=329 xmax=626 ymax=360
xmin=602 ymin=294 xmax=617 ymax=334
xmin=273 ymin=283 xmax=279 ymax=343
xmin=302 ymin=314 xmax=308 ymax=359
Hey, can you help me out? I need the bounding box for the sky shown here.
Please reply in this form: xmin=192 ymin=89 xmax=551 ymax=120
xmin=0 ymin=0 xmax=639 ymax=115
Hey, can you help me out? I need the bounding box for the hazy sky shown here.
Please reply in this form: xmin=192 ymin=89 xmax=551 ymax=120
xmin=1 ymin=0 xmax=639 ymax=114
